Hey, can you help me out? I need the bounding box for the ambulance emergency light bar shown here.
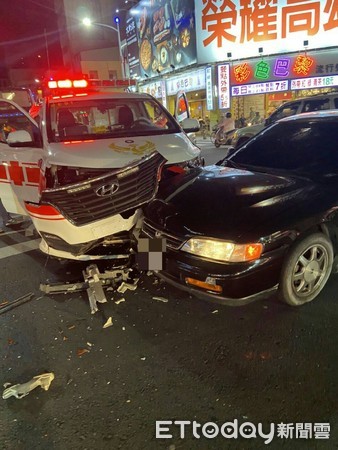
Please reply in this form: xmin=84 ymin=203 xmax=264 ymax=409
xmin=47 ymin=79 xmax=88 ymax=89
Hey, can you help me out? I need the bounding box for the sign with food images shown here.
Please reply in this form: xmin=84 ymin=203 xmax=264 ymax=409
xmin=126 ymin=0 xmax=197 ymax=80
xmin=195 ymin=0 xmax=338 ymax=64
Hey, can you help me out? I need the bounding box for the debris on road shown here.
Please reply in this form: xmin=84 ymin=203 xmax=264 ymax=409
xmin=0 ymin=293 xmax=35 ymax=315
xmin=2 ymin=372 xmax=55 ymax=400
xmin=115 ymin=298 xmax=126 ymax=305
xmin=77 ymin=348 xmax=90 ymax=357
xmin=117 ymin=280 xmax=139 ymax=294
xmin=40 ymin=264 xmax=133 ymax=314
xmin=152 ymin=296 xmax=169 ymax=303
xmin=103 ymin=317 xmax=113 ymax=329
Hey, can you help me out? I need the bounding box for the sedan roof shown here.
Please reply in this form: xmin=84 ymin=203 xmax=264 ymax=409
xmin=279 ymin=110 xmax=338 ymax=122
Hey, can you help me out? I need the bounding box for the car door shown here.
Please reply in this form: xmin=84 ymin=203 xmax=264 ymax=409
xmin=0 ymin=99 xmax=44 ymax=215
xmin=174 ymin=90 xmax=190 ymax=122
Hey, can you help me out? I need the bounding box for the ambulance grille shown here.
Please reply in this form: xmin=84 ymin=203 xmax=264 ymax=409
xmin=41 ymin=152 xmax=165 ymax=226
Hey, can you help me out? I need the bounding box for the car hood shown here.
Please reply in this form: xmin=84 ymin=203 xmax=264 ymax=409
xmin=47 ymin=133 xmax=200 ymax=168
xmin=146 ymin=165 xmax=322 ymax=242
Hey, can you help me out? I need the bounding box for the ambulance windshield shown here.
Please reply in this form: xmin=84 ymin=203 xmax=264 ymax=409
xmin=47 ymin=97 xmax=179 ymax=142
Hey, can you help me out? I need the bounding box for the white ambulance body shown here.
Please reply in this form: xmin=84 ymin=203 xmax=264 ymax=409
xmin=0 ymin=80 xmax=200 ymax=260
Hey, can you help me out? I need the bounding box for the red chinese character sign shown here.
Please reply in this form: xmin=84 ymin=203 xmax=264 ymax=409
xmin=217 ymin=64 xmax=230 ymax=109
xmin=196 ymin=0 xmax=338 ymax=64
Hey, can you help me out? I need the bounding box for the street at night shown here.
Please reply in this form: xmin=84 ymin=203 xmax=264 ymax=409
xmin=1 ymin=0 xmax=338 ymax=448
xmin=0 ymin=143 xmax=337 ymax=449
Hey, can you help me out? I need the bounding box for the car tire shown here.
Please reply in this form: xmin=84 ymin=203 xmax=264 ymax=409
xmin=278 ymin=233 xmax=333 ymax=306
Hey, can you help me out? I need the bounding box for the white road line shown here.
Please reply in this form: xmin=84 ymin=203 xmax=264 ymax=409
xmin=0 ymin=238 xmax=41 ymax=259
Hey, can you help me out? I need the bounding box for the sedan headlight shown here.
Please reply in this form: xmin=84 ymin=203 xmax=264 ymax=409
xmin=181 ymin=238 xmax=263 ymax=263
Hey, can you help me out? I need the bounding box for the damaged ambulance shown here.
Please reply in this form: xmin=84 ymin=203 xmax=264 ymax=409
xmin=0 ymin=79 xmax=201 ymax=261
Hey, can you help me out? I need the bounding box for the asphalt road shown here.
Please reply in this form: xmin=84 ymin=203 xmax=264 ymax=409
xmin=0 ymin=144 xmax=337 ymax=450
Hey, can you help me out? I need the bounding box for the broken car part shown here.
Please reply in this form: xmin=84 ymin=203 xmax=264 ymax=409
xmin=2 ymin=372 xmax=55 ymax=400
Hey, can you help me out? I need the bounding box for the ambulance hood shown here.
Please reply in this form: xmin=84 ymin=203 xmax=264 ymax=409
xmin=47 ymin=132 xmax=200 ymax=168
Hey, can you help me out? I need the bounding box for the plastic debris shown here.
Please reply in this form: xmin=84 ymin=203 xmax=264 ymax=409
xmin=40 ymin=264 xmax=132 ymax=314
xmin=0 ymin=293 xmax=35 ymax=315
xmin=2 ymin=372 xmax=55 ymax=400
xmin=77 ymin=348 xmax=90 ymax=357
xmin=117 ymin=281 xmax=138 ymax=294
xmin=103 ymin=317 xmax=113 ymax=329
xmin=212 ymin=309 xmax=218 ymax=314
xmin=152 ymin=296 xmax=168 ymax=303
xmin=115 ymin=298 xmax=125 ymax=305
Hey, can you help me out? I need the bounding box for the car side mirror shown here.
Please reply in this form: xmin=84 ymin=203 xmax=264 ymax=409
xmin=181 ymin=118 xmax=200 ymax=133
xmin=7 ymin=130 xmax=34 ymax=147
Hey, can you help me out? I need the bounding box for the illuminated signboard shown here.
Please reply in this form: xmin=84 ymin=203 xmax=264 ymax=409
xmin=166 ymin=68 xmax=206 ymax=96
xmin=126 ymin=0 xmax=197 ymax=80
xmin=138 ymin=80 xmax=163 ymax=98
xmin=232 ymin=81 xmax=289 ymax=97
xmin=161 ymin=81 xmax=167 ymax=108
xmin=291 ymin=75 xmax=338 ymax=90
xmin=195 ymin=0 xmax=338 ymax=63
xmin=217 ymin=64 xmax=230 ymax=109
xmin=139 ymin=80 xmax=167 ymax=107
xmin=230 ymin=51 xmax=338 ymax=86
xmin=205 ymin=66 xmax=213 ymax=111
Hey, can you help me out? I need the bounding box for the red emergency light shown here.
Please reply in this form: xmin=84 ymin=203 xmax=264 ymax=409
xmin=47 ymin=79 xmax=88 ymax=89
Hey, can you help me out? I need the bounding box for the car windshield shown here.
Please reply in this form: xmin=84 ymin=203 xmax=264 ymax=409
xmin=228 ymin=120 xmax=338 ymax=176
xmin=47 ymin=97 xmax=180 ymax=142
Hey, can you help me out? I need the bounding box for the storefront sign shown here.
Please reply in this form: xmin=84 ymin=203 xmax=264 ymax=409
xmin=138 ymin=81 xmax=163 ymax=98
xmin=205 ymin=66 xmax=213 ymax=110
xmin=195 ymin=0 xmax=338 ymax=63
xmin=138 ymin=80 xmax=167 ymax=107
xmin=126 ymin=15 xmax=141 ymax=79
xmin=161 ymin=81 xmax=167 ymax=108
xmin=166 ymin=68 xmax=206 ymax=96
xmin=232 ymin=80 xmax=289 ymax=97
xmin=126 ymin=0 xmax=197 ymax=80
xmin=291 ymin=75 xmax=338 ymax=90
xmin=230 ymin=50 xmax=338 ymax=86
xmin=217 ymin=64 xmax=230 ymax=109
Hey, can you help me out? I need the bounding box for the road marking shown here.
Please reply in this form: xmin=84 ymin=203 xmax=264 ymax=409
xmin=0 ymin=238 xmax=41 ymax=259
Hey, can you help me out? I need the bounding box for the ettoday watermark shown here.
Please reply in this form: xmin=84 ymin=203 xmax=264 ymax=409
xmin=155 ymin=420 xmax=330 ymax=444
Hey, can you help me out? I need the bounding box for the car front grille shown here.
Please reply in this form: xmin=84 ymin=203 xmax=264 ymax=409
xmin=142 ymin=220 xmax=186 ymax=250
xmin=41 ymin=152 xmax=165 ymax=226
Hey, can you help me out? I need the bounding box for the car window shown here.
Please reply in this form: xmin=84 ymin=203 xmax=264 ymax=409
xmin=47 ymin=97 xmax=179 ymax=142
xmin=0 ymin=89 xmax=34 ymax=110
xmin=268 ymin=102 xmax=301 ymax=122
xmin=301 ymin=98 xmax=330 ymax=112
xmin=230 ymin=120 xmax=338 ymax=174
xmin=0 ymin=100 xmax=35 ymax=142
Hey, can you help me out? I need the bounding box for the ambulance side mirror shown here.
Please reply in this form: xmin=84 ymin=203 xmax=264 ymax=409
xmin=7 ymin=130 xmax=34 ymax=147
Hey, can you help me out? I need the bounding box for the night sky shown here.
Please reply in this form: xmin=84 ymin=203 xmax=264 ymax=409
xmin=1 ymin=0 xmax=63 ymax=71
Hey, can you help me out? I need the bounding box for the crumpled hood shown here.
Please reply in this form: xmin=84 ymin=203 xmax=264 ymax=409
xmin=146 ymin=165 xmax=323 ymax=242
xmin=47 ymin=132 xmax=200 ymax=168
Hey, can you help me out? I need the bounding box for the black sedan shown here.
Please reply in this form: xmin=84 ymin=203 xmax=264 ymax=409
xmin=142 ymin=111 xmax=338 ymax=307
